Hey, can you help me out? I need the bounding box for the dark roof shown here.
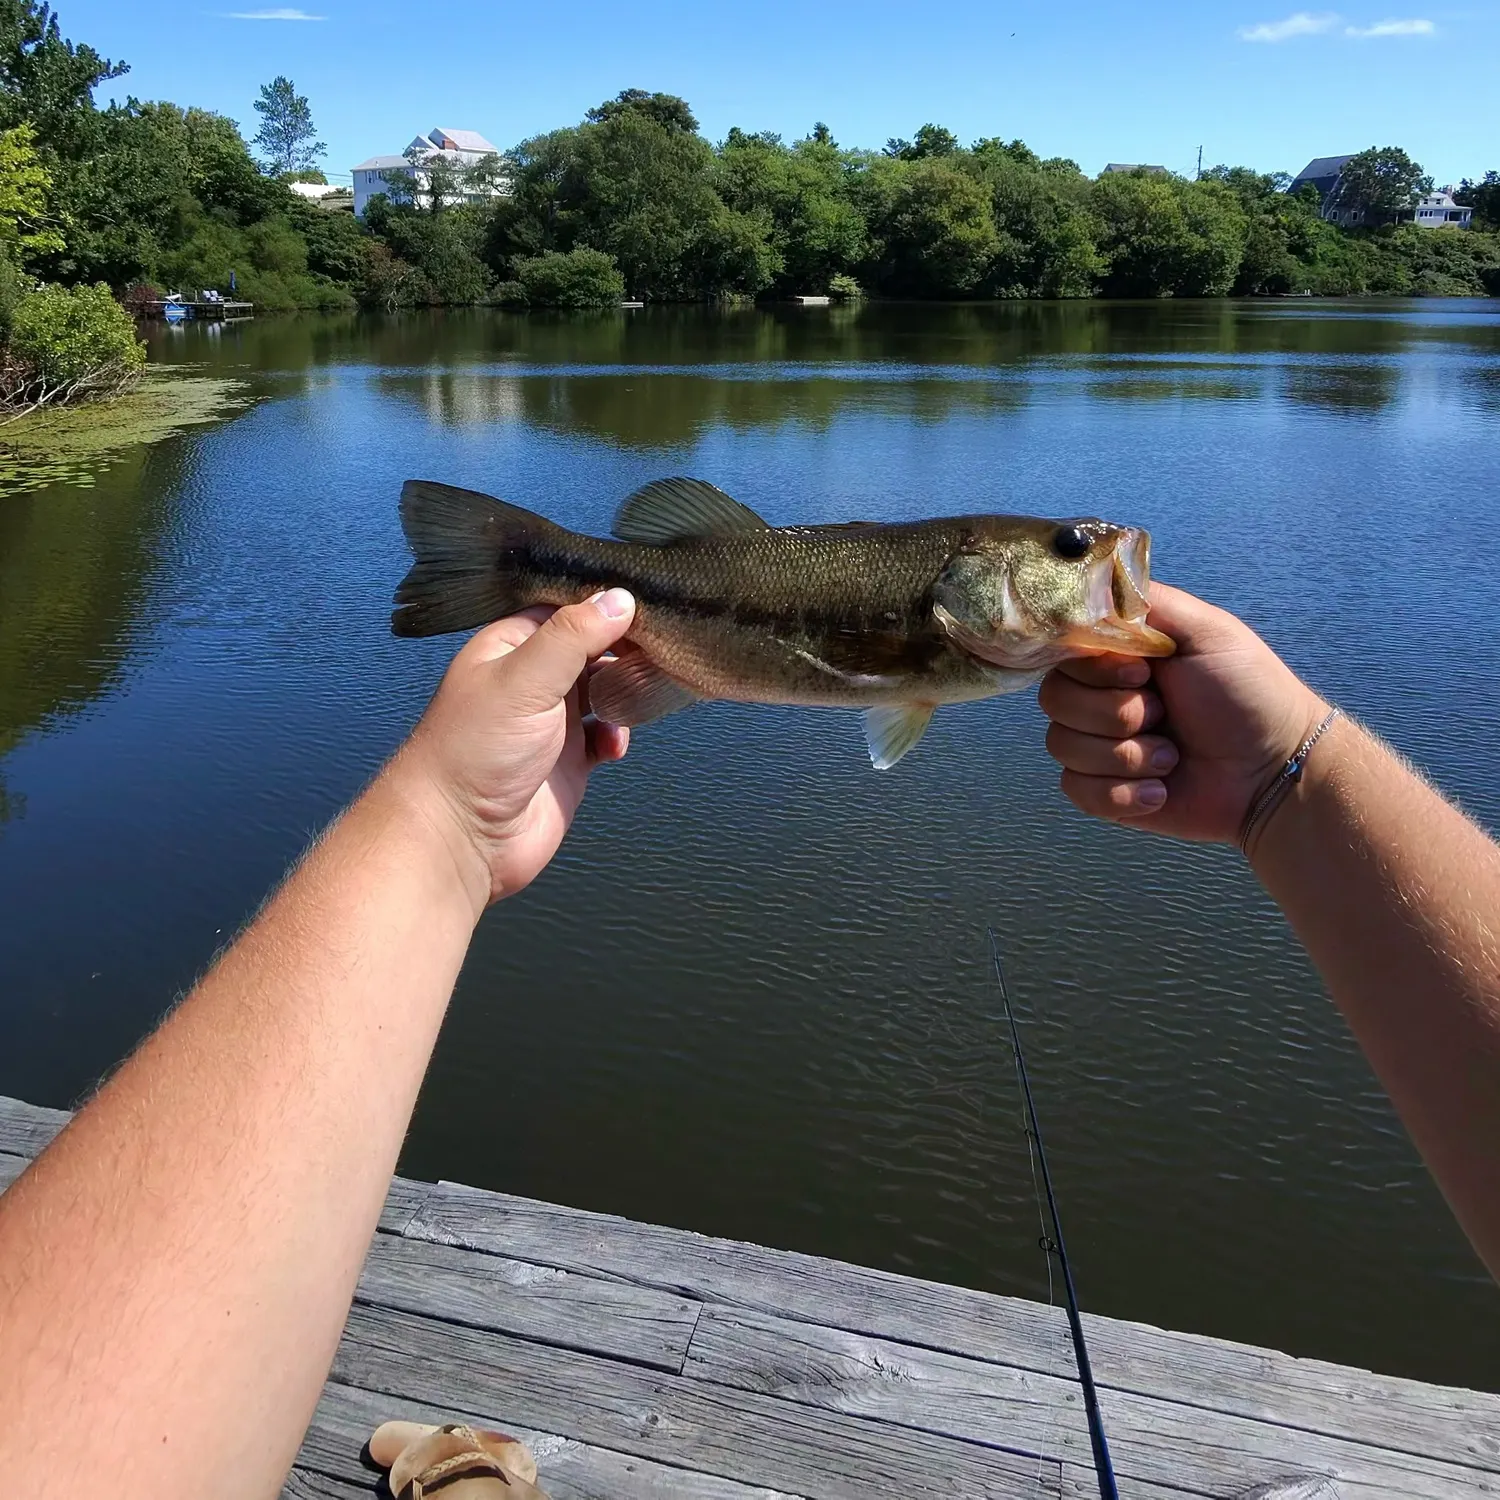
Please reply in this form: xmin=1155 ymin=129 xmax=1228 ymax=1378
xmin=1101 ymin=162 xmax=1169 ymax=175
xmin=1290 ymin=153 xmax=1356 ymax=191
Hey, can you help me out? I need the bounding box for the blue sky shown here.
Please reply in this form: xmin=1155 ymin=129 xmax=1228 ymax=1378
xmin=66 ymin=0 xmax=1496 ymax=188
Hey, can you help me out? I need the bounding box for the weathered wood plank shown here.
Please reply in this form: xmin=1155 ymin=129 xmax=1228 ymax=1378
xmin=298 ymin=1378 xmax=809 ymax=1500
xmin=687 ymin=1303 xmax=1088 ymax=1460
xmin=281 ymin=1467 xmax=377 ymax=1500
xmin=0 ymin=1095 xmax=69 ymax=1158
xmin=0 ymin=1150 xmax=30 ymax=1192
xmin=356 ymin=1233 xmax=701 ymax=1373
xmin=378 ymin=1176 xmax=430 ymax=1236
xmin=686 ymin=1304 xmax=1497 ymax=1498
xmin=407 ymin=1180 xmax=1500 ymax=1468
xmin=332 ymin=1301 xmax=1060 ymax=1498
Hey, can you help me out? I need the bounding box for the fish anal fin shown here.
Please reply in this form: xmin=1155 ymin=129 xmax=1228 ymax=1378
xmin=589 ymin=650 xmax=699 ymax=727
xmin=613 ymin=478 xmax=769 ymax=544
xmin=863 ymin=704 xmax=935 ymax=770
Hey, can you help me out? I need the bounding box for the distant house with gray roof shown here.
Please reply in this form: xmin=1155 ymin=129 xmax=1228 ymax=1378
xmin=1414 ymin=187 xmax=1473 ymax=229
xmin=1288 ymin=154 xmax=1363 ymax=224
xmin=352 ymin=128 xmax=504 ymax=217
xmin=1100 ymin=163 xmax=1170 ymax=177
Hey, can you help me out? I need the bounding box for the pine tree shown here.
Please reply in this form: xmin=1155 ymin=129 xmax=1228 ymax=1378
xmin=251 ymin=75 xmax=324 ymax=177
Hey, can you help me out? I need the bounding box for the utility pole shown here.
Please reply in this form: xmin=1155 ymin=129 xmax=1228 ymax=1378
xmin=1196 ymin=145 xmax=1203 ymax=179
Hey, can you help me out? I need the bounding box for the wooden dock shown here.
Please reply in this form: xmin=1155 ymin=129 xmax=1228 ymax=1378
xmin=3 ymin=1093 xmax=1497 ymax=1499
xmin=139 ymin=298 xmax=254 ymax=322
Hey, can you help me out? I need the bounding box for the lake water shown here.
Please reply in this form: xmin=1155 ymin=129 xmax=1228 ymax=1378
xmin=3 ymin=301 xmax=1498 ymax=1390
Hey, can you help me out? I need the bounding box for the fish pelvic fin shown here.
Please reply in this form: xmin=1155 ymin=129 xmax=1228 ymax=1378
xmin=589 ymin=649 xmax=699 ymax=727
xmin=614 ymin=477 xmax=769 ymax=544
xmin=863 ymin=704 xmax=935 ymax=771
xmin=393 ymin=480 xmax=554 ymax=638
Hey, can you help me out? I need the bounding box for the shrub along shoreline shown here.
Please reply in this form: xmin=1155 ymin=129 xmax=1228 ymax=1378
xmin=0 ymin=4 xmax=1496 ymax=412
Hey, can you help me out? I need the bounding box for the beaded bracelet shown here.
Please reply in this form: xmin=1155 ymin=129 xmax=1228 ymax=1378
xmin=1239 ymin=707 xmax=1341 ymax=854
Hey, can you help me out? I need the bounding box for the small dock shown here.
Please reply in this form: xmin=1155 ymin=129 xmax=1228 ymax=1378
xmin=139 ymin=299 xmax=254 ymax=322
xmin=3 ymin=1093 xmax=1498 ymax=1499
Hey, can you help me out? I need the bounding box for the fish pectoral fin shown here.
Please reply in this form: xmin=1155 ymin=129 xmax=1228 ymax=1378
xmin=589 ymin=650 xmax=700 ymax=727
xmin=613 ymin=477 xmax=770 ymax=544
xmin=863 ymin=704 xmax=935 ymax=771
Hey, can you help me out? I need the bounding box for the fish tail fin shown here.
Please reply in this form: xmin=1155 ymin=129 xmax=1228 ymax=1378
xmin=392 ymin=479 xmax=553 ymax=638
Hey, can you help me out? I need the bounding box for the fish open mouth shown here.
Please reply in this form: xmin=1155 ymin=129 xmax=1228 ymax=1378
xmin=1063 ymin=529 xmax=1175 ymax=658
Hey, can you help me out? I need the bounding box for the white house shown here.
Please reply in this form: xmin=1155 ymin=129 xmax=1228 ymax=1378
xmin=1415 ymin=187 xmax=1473 ymax=229
xmin=351 ymin=128 xmax=505 ymax=217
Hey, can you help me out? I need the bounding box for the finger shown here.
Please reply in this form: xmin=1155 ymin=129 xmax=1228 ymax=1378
xmin=496 ymin=590 xmax=636 ymax=714
xmin=460 ymin=607 xmax=553 ymax=664
xmin=585 ymin=717 xmax=630 ymax=766
xmin=1059 ymin=770 xmax=1168 ymax=822
xmin=1054 ymin=653 xmax=1153 ymax=689
xmin=1037 ymin=673 xmax=1162 ymax=737
xmin=1045 ymin=723 xmax=1178 ymax=778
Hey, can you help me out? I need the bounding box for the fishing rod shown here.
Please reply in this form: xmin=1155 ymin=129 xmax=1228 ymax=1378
xmin=987 ymin=926 xmax=1119 ymax=1500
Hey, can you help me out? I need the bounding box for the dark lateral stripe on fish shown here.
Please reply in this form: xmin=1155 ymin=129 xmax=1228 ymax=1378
xmin=520 ymin=538 xmax=940 ymax=645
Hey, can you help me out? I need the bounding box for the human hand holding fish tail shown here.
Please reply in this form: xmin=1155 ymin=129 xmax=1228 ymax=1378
xmin=387 ymin=589 xmax=636 ymax=911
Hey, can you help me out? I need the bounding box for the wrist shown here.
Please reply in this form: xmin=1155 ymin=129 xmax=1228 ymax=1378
xmin=1244 ymin=708 xmax=1350 ymax=870
xmin=369 ymin=753 xmax=493 ymax=925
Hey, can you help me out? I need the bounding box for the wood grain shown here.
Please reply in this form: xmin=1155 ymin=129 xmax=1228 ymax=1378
xmin=356 ymin=1232 xmax=701 ymax=1373
xmin=332 ymin=1301 xmax=1060 ymax=1499
xmin=296 ymin=1378 xmax=813 ymax=1499
xmin=408 ymin=1179 xmax=1500 ymax=1468
xmin=687 ymin=1304 xmax=1496 ymax=1498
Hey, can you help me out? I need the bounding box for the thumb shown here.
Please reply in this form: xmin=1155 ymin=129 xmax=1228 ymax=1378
xmin=497 ymin=589 xmax=636 ymax=713
xmin=1146 ymin=582 xmax=1246 ymax=657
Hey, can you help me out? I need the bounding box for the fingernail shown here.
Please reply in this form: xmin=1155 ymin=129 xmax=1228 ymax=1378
xmin=1117 ymin=660 xmax=1150 ymax=687
xmin=1137 ymin=781 xmax=1167 ymax=809
xmin=594 ymin=588 xmax=634 ymax=620
xmin=1150 ymin=744 xmax=1178 ymax=773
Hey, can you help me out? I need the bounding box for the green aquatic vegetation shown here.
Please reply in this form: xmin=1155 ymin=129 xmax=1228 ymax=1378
xmin=0 ymin=367 xmax=253 ymax=493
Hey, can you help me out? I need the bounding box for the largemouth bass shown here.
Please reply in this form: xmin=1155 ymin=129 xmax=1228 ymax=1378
xmin=392 ymin=477 xmax=1173 ymax=768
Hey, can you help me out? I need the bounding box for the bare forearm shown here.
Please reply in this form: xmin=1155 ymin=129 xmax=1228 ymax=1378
xmin=0 ymin=763 xmax=481 ymax=1498
xmin=1251 ymin=719 xmax=1500 ymax=1274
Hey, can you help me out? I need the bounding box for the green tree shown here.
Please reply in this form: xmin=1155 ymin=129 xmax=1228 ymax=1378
xmin=251 ymin=75 xmax=324 ymax=177
xmin=883 ymin=124 xmax=960 ymax=162
xmin=6 ymin=279 xmax=144 ymax=403
xmin=1089 ymin=171 xmax=1246 ymax=297
xmin=713 ymin=130 xmax=865 ymax=293
xmin=565 ymin=105 xmax=773 ymax=298
xmin=585 ymin=88 xmax=698 ymax=134
xmin=1456 ymin=171 xmax=1500 ymax=230
xmin=1326 ymin=146 xmax=1431 ymax=224
xmin=515 ymin=247 xmax=624 ymax=306
xmin=0 ymin=120 xmax=59 ymax=262
xmin=1174 ymin=179 xmax=1249 ymax=295
xmin=860 ymin=156 xmax=999 ymax=296
xmin=967 ymin=142 xmax=1100 ymax=296
xmin=0 ymin=0 xmax=123 ymax=149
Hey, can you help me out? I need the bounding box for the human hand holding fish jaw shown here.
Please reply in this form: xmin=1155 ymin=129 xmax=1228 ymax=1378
xmin=1039 ymin=582 xmax=1329 ymax=844
xmin=387 ymin=589 xmax=636 ymax=914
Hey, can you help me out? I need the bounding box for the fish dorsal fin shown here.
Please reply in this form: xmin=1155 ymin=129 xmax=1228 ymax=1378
xmin=613 ymin=477 xmax=769 ymax=544
xmin=863 ymin=704 xmax=935 ymax=770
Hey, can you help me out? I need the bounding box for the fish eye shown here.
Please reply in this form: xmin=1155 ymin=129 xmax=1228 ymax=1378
xmin=1051 ymin=524 xmax=1091 ymax=560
